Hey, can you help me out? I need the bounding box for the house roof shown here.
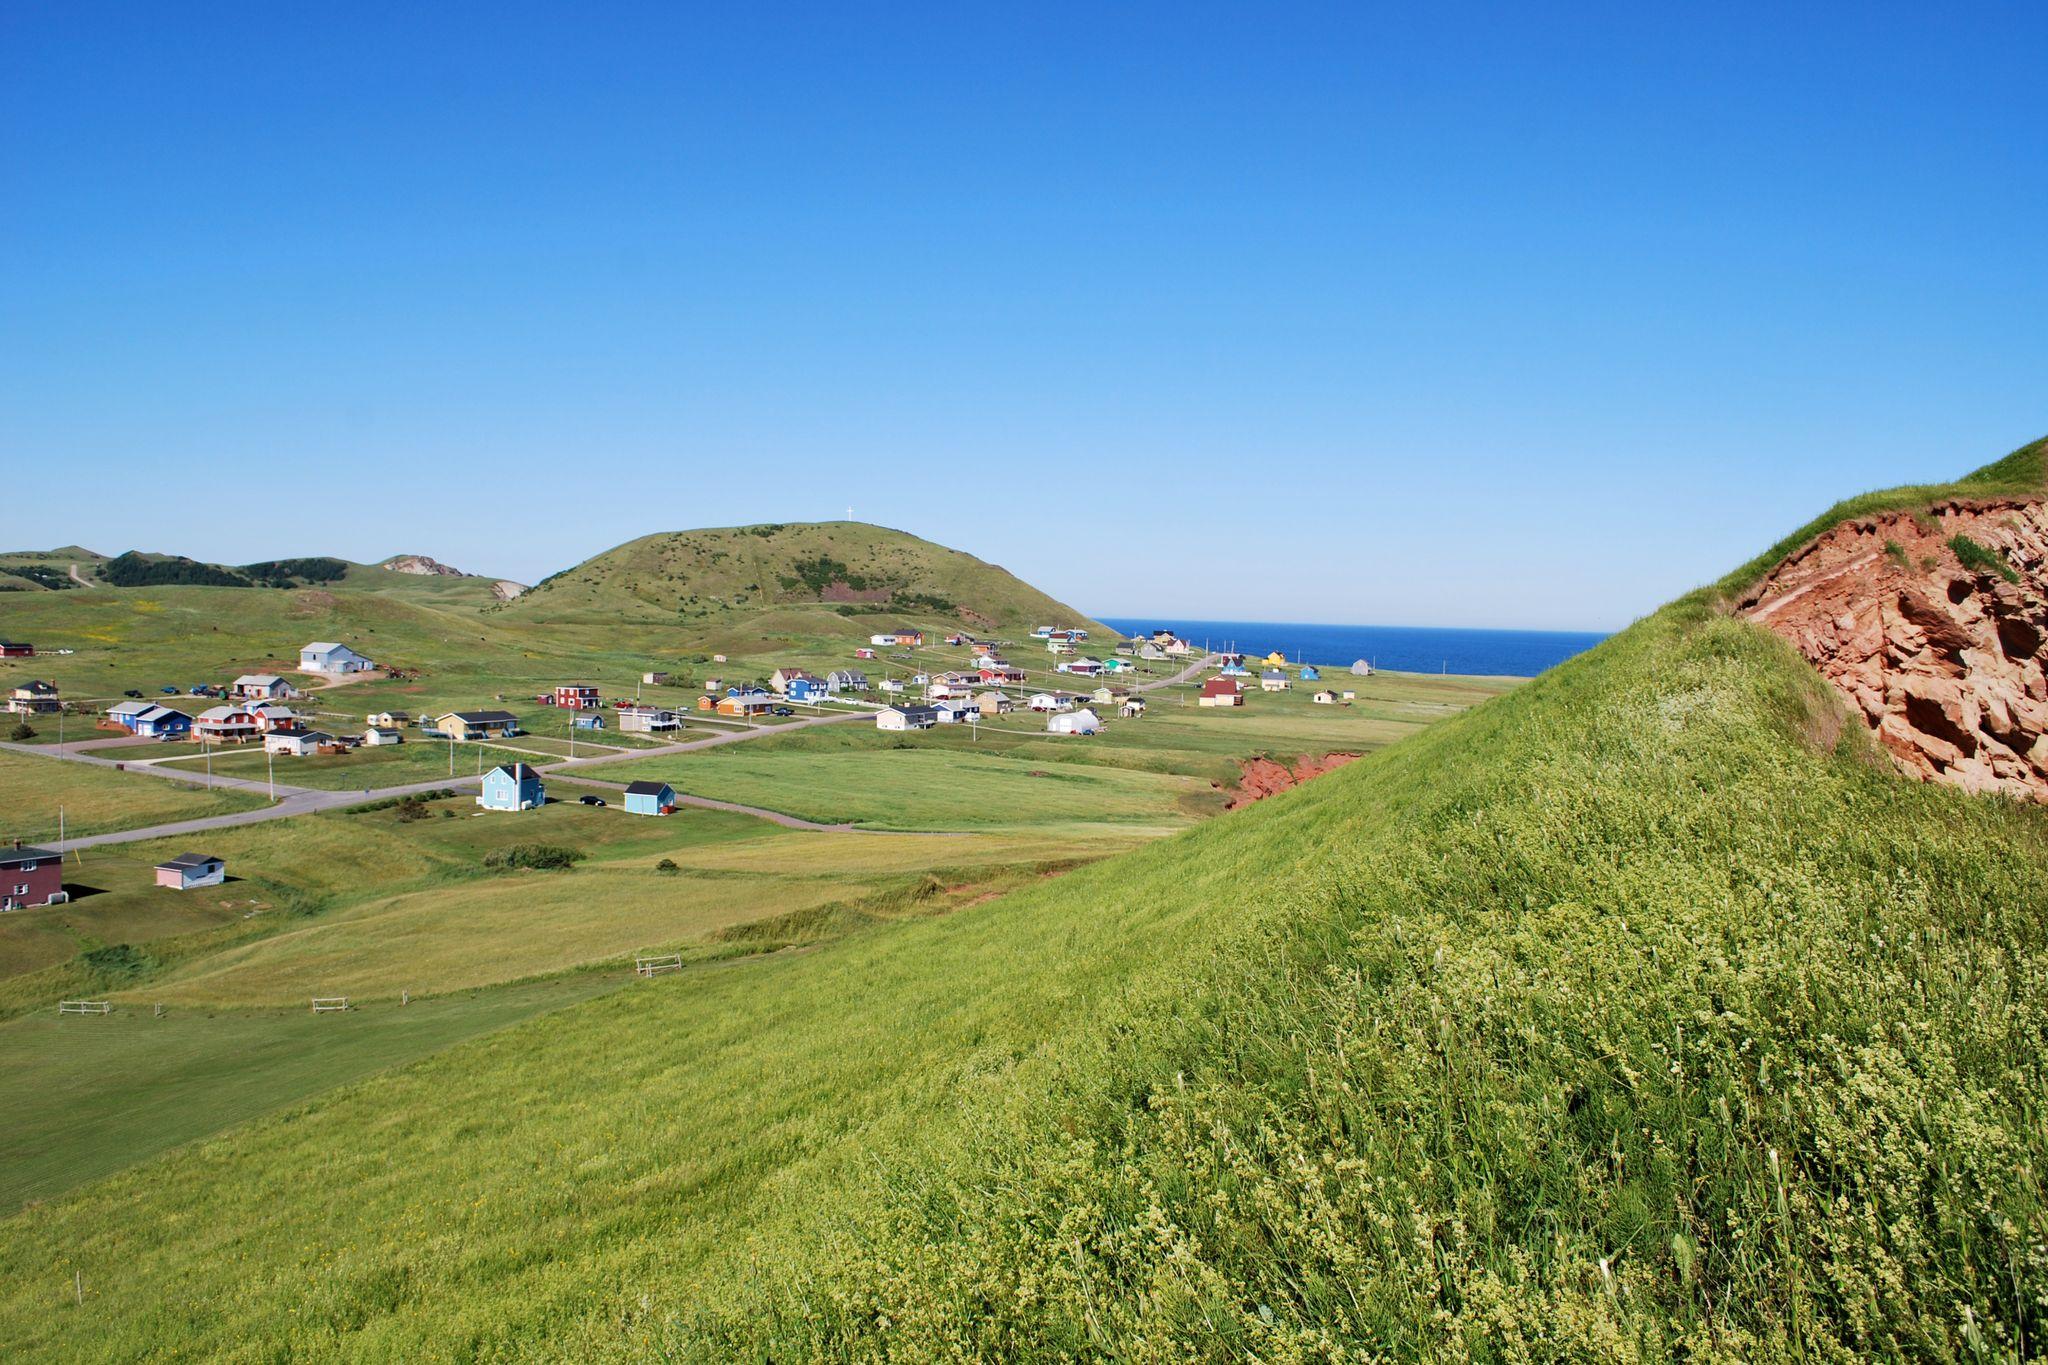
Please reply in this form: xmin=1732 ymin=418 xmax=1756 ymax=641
xmin=197 ymin=705 xmax=254 ymax=722
xmin=0 ymin=845 xmax=58 ymax=867
xmin=303 ymin=642 xmax=346 ymax=653
xmin=107 ymin=700 xmax=153 ymax=716
xmin=489 ymin=763 xmax=543 ymax=781
xmin=624 ymin=780 xmax=672 ymax=797
xmin=157 ymin=852 xmax=221 ymax=870
xmin=448 ymin=710 xmax=518 ymax=724
xmin=235 ymin=674 xmax=285 ymax=686
xmin=14 ymin=680 xmax=57 ymax=695
xmin=1200 ymin=677 xmax=1242 ymax=696
xmin=365 ymin=727 xmax=401 ymax=737
xmin=136 ymin=705 xmax=187 ymax=723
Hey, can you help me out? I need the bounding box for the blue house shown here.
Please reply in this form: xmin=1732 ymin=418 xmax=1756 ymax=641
xmin=1299 ymin=665 xmax=1321 ymax=681
xmin=134 ymin=705 xmax=193 ymax=739
xmin=786 ymin=676 xmax=825 ymax=703
xmin=623 ymin=780 xmax=675 ymax=816
xmin=478 ymin=763 xmax=545 ymax=811
xmin=572 ymin=713 xmax=606 ymax=730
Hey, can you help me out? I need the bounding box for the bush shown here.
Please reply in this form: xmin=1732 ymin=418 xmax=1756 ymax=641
xmin=394 ymin=799 xmax=432 ymax=822
xmin=8 ymin=722 xmax=34 ymax=741
xmin=482 ymin=844 xmax=586 ymax=871
xmin=1949 ymin=533 xmax=2020 ymax=583
xmin=655 ymin=858 xmax=680 ymax=874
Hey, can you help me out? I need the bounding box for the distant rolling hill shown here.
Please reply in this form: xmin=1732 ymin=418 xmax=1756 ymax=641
xmin=0 ymin=547 xmax=521 ymax=608
xmin=504 ymin=521 xmax=1115 ymax=641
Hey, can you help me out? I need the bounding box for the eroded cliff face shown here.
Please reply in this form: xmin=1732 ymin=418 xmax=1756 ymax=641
xmin=1740 ymin=498 xmax=2048 ymax=799
xmin=1219 ymin=753 xmax=1360 ymax=810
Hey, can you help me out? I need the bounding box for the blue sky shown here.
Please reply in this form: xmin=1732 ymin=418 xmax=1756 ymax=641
xmin=3 ymin=3 xmax=2042 ymax=631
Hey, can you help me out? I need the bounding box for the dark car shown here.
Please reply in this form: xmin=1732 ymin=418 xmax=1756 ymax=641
xmin=578 ymin=795 xmax=606 ymax=807
xmin=123 ymin=689 xmax=144 ymax=699
xmin=771 ymin=706 xmax=794 ymax=717
xmin=160 ymin=686 xmax=179 ymax=695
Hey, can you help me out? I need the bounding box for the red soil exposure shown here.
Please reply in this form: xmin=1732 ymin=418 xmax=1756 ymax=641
xmin=1739 ymin=498 xmax=2048 ymax=800
xmin=1221 ymin=753 xmax=1361 ymax=810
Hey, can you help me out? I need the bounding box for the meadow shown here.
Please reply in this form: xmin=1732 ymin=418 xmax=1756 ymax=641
xmin=0 ymin=748 xmax=268 ymax=843
xmin=2 ymin=576 xmax=2044 ymax=1358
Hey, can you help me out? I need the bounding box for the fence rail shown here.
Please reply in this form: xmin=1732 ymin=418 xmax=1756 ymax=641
xmin=311 ymin=997 xmax=351 ymax=1013
xmin=635 ymin=953 xmax=684 ymax=977
xmin=58 ymin=1000 xmax=110 ymax=1015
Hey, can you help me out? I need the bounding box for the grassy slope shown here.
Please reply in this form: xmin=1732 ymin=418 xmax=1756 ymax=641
xmin=503 ymin=520 xmax=1116 ymax=637
xmin=5 ymin=447 xmax=2045 ymax=1357
xmin=0 ymin=749 xmax=268 ymax=842
xmin=4 ymin=592 xmax=2043 ymax=1359
xmin=1712 ymin=433 xmax=2046 ymax=600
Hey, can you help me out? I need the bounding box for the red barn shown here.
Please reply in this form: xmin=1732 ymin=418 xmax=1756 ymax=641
xmin=0 ymin=642 xmax=33 ymax=658
xmin=554 ymin=684 xmax=601 ymax=711
xmin=0 ymin=843 xmax=66 ymax=910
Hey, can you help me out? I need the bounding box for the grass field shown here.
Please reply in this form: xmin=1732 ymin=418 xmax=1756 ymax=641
xmin=604 ymin=744 xmax=1215 ymax=831
xmin=0 ymin=974 xmax=624 ymax=1211
xmin=3 ymin=449 xmax=2046 ymax=1357
xmin=0 ymin=749 xmax=268 ymax=843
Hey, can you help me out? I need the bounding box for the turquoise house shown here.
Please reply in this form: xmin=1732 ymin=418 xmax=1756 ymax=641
xmin=623 ymin=780 xmax=676 ymax=816
xmin=1300 ymin=665 xmax=1321 ymax=681
xmin=479 ymin=763 xmax=546 ymax=811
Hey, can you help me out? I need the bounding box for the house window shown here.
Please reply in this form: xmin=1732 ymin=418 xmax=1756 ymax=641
xmin=12 ymin=883 xmax=27 ymax=895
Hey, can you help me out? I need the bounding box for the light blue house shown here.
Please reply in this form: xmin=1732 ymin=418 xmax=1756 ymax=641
xmin=623 ymin=780 xmax=675 ymax=816
xmin=479 ymin=763 xmax=545 ymax=811
xmin=1299 ymin=665 xmax=1321 ymax=681
xmin=572 ymin=712 xmax=606 ymax=730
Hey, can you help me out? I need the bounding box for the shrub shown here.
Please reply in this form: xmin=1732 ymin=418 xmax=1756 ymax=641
xmin=8 ymin=723 xmax=33 ymax=741
xmin=482 ymin=844 xmax=586 ymax=871
xmin=79 ymin=944 xmax=153 ymax=979
xmin=394 ymin=799 xmax=431 ymax=822
xmin=655 ymin=858 xmax=680 ymax=875
xmin=1883 ymin=538 xmax=1911 ymax=571
xmin=1949 ymin=533 xmax=2020 ymax=583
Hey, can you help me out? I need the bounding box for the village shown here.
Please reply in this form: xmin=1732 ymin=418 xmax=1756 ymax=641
xmin=0 ymin=624 xmax=1393 ymax=910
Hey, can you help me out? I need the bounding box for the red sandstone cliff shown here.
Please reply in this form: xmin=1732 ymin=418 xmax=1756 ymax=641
xmin=1739 ymin=498 xmax=2048 ymax=799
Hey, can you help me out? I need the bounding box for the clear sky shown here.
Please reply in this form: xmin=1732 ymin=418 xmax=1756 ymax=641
xmin=3 ymin=3 xmax=2042 ymax=631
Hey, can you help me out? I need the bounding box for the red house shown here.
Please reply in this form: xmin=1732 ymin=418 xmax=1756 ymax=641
xmin=0 ymin=842 xmax=67 ymax=910
xmin=980 ymin=665 xmax=1026 ymax=684
xmin=554 ymin=684 xmax=601 ymax=711
xmin=1199 ymin=677 xmax=1246 ymax=708
xmin=0 ymin=641 xmax=32 ymax=658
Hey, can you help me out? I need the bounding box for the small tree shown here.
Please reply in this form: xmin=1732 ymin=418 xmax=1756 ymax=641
xmin=8 ymin=722 xmax=34 ymax=741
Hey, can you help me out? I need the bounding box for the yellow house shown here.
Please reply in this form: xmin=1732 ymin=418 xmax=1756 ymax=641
xmin=1263 ymin=651 xmax=1288 ymax=667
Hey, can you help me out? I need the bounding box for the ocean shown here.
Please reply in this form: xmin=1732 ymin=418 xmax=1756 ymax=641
xmin=1098 ymin=617 xmax=1608 ymax=679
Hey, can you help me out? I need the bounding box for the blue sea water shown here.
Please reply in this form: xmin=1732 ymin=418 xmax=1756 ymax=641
xmin=1099 ymin=617 xmax=1608 ymax=679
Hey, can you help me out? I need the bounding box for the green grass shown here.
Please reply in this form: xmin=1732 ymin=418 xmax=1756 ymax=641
xmin=0 ymin=749 xmax=268 ymax=842
xmin=604 ymin=743 xmax=1213 ymax=831
xmin=0 ymin=975 xmax=624 ymax=1211
xmin=4 ymin=442 xmax=2047 ymax=1357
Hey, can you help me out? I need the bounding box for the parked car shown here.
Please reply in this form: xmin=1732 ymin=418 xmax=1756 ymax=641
xmin=122 ymin=689 xmax=144 ymax=699
xmin=159 ymin=686 xmax=179 ymax=695
xmin=771 ymin=706 xmax=794 ymax=717
xmin=578 ymin=795 xmax=606 ymax=807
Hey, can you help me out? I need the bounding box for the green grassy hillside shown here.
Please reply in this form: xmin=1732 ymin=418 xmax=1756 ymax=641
xmin=504 ymin=521 xmax=1115 ymax=639
xmin=0 ymin=444 xmax=2044 ymax=1359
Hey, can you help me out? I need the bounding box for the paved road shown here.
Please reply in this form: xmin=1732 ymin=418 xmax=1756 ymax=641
xmin=10 ymin=654 xmax=1219 ymax=853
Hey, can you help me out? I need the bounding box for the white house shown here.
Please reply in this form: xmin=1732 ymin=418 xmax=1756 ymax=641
xmin=361 ymin=726 xmax=404 ymax=746
xmin=300 ymin=641 xmax=374 ymax=674
xmin=1047 ymin=707 xmax=1102 ymax=735
xmin=826 ymin=670 xmax=869 ymax=693
xmin=1027 ymin=692 xmax=1068 ymax=712
xmin=933 ymin=700 xmax=981 ymax=724
xmin=876 ymin=705 xmax=938 ymax=731
xmin=878 ymin=678 xmax=906 ymax=694
xmin=1312 ymin=689 xmax=1339 ymax=705
xmin=264 ymin=730 xmax=332 ymax=756
xmin=366 ymin=710 xmax=411 ymax=729
xmin=1260 ymin=669 xmax=1291 ymax=692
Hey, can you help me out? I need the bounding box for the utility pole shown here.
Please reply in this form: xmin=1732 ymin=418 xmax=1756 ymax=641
xmin=266 ymin=746 xmax=275 ymax=801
